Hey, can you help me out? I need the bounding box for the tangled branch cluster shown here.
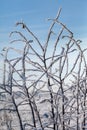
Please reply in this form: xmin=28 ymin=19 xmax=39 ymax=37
xmin=0 ymin=8 xmax=87 ymax=130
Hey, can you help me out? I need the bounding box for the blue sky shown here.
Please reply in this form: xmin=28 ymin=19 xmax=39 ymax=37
xmin=0 ymin=0 xmax=87 ymax=51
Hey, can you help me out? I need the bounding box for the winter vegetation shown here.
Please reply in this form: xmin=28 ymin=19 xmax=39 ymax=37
xmin=0 ymin=8 xmax=87 ymax=130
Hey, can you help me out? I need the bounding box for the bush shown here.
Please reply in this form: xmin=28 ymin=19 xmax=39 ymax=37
xmin=0 ymin=8 xmax=87 ymax=130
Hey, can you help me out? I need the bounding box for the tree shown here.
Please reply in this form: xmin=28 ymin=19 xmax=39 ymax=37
xmin=0 ymin=8 xmax=87 ymax=130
